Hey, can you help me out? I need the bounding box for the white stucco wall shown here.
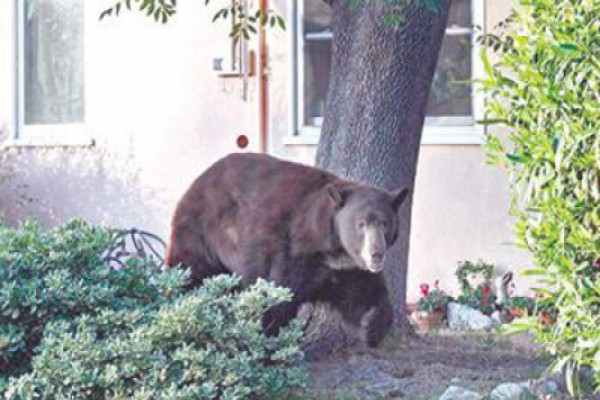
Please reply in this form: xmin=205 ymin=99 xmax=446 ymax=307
xmin=0 ymin=1 xmax=262 ymax=234
xmin=0 ymin=0 xmax=530 ymax=302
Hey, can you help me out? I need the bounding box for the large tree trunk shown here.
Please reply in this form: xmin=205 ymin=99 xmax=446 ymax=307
xmin=302 ymin=0 xmax=451 ymax=359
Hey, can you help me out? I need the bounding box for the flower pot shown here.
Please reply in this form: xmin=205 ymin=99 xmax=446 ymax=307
xmin=507 ymin=306 xmax=527 ymax=318
xmin=410 ymin=310 xmax=445 ymax=331
xmin=537 ymin=310 xmax=555 ymax=326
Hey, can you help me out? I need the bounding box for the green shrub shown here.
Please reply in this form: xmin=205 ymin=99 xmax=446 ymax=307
xmin=0 ymin=219 xmax=186 ymax=378
xmin=5 ymin=275 xmax=306 ymax=399
xmin=0 ymin=219 xmax=306 ymax=398
xmin=480 ymin=0 xmax=600 ymax=394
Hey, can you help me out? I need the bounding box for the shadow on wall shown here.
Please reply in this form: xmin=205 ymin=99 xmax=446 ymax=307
xmin=0 ymin=146 xmax=170 ymax=236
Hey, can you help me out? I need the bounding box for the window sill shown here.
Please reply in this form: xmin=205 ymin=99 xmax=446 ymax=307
xmin=283 ymin=125 xmax=485 ymax=146
xmin=2 ymin=134 xmax=96 ymax=148
xmin=0 ymin=123 xmax=96 ymax=148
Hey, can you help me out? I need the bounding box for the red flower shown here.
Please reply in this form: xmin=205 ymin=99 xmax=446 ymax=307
xmin=482 ymin=286 xmax=491 ymax=296
xmin=420 ymin=283 xmax=430 ymax=296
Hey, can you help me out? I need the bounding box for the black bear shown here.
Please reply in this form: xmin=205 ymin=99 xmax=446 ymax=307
xmin=165 ymin=153 xmax=408 ymax=347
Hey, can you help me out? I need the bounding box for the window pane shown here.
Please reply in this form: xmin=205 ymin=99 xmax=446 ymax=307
xmin=425 ymin=34 xmax=472 ymax=117
xmin=303 ymin=0 xmax=332 ymax=125
xmin=303 ymin=0 xmax=332 ymax=34
xmin=24 ymin=0 xmax=84 ymax=125
xmin=448 ymin=0 xmax=471 ymax=27
xmin=304 ymin=40 xmax=331 ymax=126
xmin=299 ymin=0 xmax=473 ymax=126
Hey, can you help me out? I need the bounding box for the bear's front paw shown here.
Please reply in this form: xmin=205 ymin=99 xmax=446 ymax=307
xmin=359 ymin=303 xmax=393 ymax=347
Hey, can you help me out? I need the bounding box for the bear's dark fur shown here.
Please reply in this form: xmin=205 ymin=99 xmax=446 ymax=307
xmin=166 ymin=153 xmax=408 ymax=347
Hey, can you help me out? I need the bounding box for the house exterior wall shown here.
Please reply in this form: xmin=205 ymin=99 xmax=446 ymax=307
xmin=0 ymin=0 xmax=531 ymax=301
xmin=0 ymin=1 xmax=262 ymax=233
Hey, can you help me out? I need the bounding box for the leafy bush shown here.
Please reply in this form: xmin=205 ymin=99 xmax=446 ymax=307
xmin=5 ymin=275 xmax=306 ymax=399
xmin=0 ymin=219 xmax=186 ymax=378
xmin=480 ymin=0 xmax=600 ymax=394
xmin=0 ymin=219 xmax=306 ymax=398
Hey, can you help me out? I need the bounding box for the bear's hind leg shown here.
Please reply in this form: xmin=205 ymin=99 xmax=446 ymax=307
xmin=358 ymin=296 xmax=394 ymax=347
xmin=319 ymin=270 xmax=394 ymax=347
xmin=259 ymin=262 xmax=332 ymax=337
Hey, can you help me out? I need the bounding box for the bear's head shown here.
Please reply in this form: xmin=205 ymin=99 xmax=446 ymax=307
xmin=329 ymin=185 xmax=409 ymax=273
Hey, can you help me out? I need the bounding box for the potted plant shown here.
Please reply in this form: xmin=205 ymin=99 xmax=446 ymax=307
xmin=455 ymin=260 xmax=497 ymax=315
xmin=534 ymin=294 xmax=557 ymax=326
xmin=537 ymin=308 xmax=556 ymax=326
xmin=502 ymin=296 xmax=535 ymax=318
xmin=411 ymin=280 xmax=451 ymax=331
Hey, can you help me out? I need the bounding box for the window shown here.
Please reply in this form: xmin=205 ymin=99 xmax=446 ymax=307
xmin=289 ymin=0 xmax=484 ymax=145
xmin=14 ymin=0 xmax=88 ymax=144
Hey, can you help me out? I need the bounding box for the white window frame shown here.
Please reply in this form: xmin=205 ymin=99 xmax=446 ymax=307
xmin=285 ymin=0 xmax=485 ymax=146
xmin=4 ymin=0 xmax=92 ymax=147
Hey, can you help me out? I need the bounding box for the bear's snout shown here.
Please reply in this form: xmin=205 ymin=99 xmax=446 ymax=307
xmin=371 ymin=252 xmax=383 ymax=263
xmin=360 ymin=225 xmax=387 ymax=273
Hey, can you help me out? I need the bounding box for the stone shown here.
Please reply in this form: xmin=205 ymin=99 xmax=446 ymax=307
xmin=527 ymin=377 xmax=563 ymax=399
xmin=312 ymin=363 xmax=406 ymax=399
xmin=490 ymin=383 xmax=527 ymax=400
xmin=447 ymin=302 xmax=494 ymax=331
xmin=439 ymin=385 xmax=484 ymax=400
xmin=347 ymin=365 xmax=406 ymax=399
xmin=532 ymin=378 xmax=560 ymax=397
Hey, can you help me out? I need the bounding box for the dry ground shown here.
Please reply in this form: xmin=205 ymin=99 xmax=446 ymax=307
xmin=296 ymin=329 xmax=553 ymax=399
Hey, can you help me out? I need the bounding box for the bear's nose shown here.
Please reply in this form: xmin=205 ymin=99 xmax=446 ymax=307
xmin=371 ymin=252 xmax=383 ymax=263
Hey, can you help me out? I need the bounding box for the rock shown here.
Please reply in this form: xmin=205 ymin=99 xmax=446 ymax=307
xmin=439 ymin=385 xmax=484 ymax=400
xmin=350 ymin=365 xmax=405 ymax=398
xmin=309 ymin=362 xmax=407 ymax=399
xmin=490 ymin=383 xmax=527 ymax=400
xmin=447 ymin=302 xmax=494 ymax=331
xmin=529 ymin=377 xmax=560 ymax=399
xmin=541 ymin=379 xmax=559 ymax=396
xmin=529 ymin=377 xmax=564 ymax=400
xmin=490 ymin=310 xmax=510 ymax=326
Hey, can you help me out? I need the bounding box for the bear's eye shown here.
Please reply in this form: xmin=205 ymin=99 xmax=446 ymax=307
xmin=357 ymin=220 xmax=366 ymax=230
xmin=373 ymin=220 xmax=386 ymax=230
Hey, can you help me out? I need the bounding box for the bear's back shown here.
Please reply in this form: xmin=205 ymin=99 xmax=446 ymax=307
xmin=169 ymin=153 xmax=351 ymax=274
xmin=182 ymin=153 xmax=339 ymax=213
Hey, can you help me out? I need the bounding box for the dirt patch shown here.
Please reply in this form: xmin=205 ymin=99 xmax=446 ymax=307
xmin=297 ymin=329 xmax=551 ymax=399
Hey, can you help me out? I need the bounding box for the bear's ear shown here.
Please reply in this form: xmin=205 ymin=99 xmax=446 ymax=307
xmin=391 ymin=188 xmax=410 ymax=212
xmin=326 ymin=185 xmax=346 ymax=207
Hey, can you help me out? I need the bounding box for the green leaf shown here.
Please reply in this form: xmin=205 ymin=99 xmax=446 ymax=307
xmin=520 ymin=268 xmax=546 ymax=276
xmin=558 ymin=43 xmax=578 ymax=53
xmin=480 ymin=47 xmax=494 ymax=80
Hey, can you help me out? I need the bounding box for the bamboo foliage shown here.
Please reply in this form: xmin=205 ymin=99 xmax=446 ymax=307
xmin=480 ymin=0 xmax=600 ymax=395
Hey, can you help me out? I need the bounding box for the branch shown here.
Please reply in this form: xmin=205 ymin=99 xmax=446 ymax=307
xmin=100 ymin=0 xmax=286 ymax=41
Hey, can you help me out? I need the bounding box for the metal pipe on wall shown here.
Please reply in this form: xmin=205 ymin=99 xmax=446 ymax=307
xmin=258 ymin=0 xmax=268 ymax=153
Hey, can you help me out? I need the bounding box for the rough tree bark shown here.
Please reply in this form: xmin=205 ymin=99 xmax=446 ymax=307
xmin=302 ymin=0 xmax=451 ymax=358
